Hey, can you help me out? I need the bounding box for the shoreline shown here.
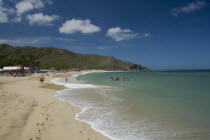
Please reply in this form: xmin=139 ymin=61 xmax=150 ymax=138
xmin=52 ymin=70 xmax=114 ymax=140
xmin=52 ymin=71 xmax=115 ymax=140
xmin=0 ymin=71 xmax=111 ymax=140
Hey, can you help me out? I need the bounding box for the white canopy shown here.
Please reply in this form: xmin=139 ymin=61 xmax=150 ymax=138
xmin=40 ymin=70 xmax=50 ymax=72
xmin=0 ymin=69 xmax=3 ymax=72
xmin=3 ymin=66 xmax=19 ymax=71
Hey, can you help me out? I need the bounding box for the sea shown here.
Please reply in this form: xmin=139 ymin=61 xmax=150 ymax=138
xmin=51 ymin=70 xmax=210 ymax=140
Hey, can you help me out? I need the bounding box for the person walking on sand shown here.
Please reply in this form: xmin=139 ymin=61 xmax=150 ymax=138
xmin=40 ymin=74 xmax=45 ymax=84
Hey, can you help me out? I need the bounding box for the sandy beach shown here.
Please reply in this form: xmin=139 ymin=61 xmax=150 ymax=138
xmin=0 ymin=71 xmax=110 ymax=140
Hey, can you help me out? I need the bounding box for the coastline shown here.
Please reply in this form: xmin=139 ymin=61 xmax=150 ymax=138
xmin=52 ymin=71 xmax=116 ymax=140
xmin=0 ymin=71 xmax=110 ymax=140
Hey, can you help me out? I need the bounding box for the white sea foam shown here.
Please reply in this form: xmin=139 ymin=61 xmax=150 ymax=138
xmin=72 ymin=72 xmax=93 ymax=77
xmin=66 ymin=83 xmax=99 ymax=89
xmin=51 ymin=77 xmax=98 ymax=89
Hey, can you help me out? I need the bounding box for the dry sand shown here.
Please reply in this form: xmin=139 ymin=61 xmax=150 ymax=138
xmin=0 ymin=71 xmax=110 ymax=140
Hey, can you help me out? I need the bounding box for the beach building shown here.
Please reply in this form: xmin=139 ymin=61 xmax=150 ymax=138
xmin=3 ymin=66 xmax=20 ymax=71
xmin=3 ymin=66 xmax=30 ymax=71
xmin=3 ymin=66 xmax=30 ymax=77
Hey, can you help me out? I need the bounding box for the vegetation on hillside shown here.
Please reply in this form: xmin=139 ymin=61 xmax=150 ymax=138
xmin=0 ymin=44 xmax=148 ymax=70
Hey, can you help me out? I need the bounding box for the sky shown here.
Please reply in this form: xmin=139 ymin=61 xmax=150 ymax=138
xmin=0 ymin=0 xmax=210 ymax=69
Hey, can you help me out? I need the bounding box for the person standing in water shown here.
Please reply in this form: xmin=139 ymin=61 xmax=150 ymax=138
xmin=77 ymin=76 xmax=80 ymax=80
xmin=66 ymin=78 xmax=68 ymax=82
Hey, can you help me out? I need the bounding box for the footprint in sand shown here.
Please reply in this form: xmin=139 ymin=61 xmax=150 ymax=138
xmin=35 ymin=136 xmax=40 ymax=140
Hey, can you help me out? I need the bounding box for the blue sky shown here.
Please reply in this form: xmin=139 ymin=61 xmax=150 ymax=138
xmin=0 ymin=0 xmax=210 ymax=69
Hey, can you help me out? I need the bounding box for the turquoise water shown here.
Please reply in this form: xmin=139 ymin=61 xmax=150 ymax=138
xmin=81 ymin=70 xmax=210 ymax=139
xmin=53 ymin=70 xmax=210 ymax=140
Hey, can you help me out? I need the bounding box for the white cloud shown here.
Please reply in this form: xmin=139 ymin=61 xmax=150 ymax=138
xmin=97 ymin=44 xmax=129 ymax=50
xmin=12 ymin=16 xmax=22 ymax=22
xmin=143 ymin=33 xmax=151 ymax=37
xmin=106 ymin=27 xmax=138 ymax=41
xmin=171 ymin=1 xmax=206 ymax=16
xmin=0 ymin=37 xmax=74 ymax=46
xmin=15 ymin=0 xmax=52 ymax=16
xmin=59 ymin=19 xmax=101 ymax=34
xmin=27 ymin=13 xmax=59 ymax=25
xmin=0 ymin=0 xmax=53 ymax=23
xmin=0 ymin=10 xmax=8 ymax=23
xmin=0 ymin=38 xmax=41 ymax=45
xmin=0 ymin=0 xmax=15 ymax=23
xmin=16 ymin=0 xmax=34 ymax=15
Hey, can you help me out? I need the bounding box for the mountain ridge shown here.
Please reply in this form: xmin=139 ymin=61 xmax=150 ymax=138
xmin=0 ymin=44 xmax=148 ymax=71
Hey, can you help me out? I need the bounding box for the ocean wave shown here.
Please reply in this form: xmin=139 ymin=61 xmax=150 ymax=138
xmin=51 ymin=77 xmax=98 ymax=89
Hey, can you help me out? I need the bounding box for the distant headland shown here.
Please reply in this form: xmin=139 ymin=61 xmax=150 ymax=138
xmin=0 ymin=44 xmax=148 ymax=71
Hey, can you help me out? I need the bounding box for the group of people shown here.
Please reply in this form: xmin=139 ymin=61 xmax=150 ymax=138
xmin=0 ymin=71 xmax=32 ymax=77
xmin=65 ymin=76 xmax=79 ymax=83
xmin=109 ymin=77 xmax=129 ymax=81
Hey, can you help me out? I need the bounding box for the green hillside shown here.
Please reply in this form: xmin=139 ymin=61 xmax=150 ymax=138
xmin=0 ymin=44 xmax=148 ymax=71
